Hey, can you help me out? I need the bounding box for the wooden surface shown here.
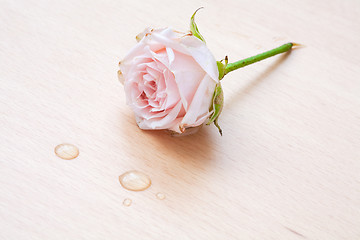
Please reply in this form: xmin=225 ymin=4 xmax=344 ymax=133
xmin=1 ymin=0 xmax=360 ymax=239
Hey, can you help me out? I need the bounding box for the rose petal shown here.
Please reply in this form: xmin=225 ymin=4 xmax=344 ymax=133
xmin=137 ymin=101 xmax=182 ymax=129
xmin=169 ymin=50 xmax=205 ymax=110
xmin=180 ymin=36 xmax=219 ymax=82
xmin=162 ymin=68 xmax=180 ymax=110
xmin=180 ymin=74 xmax=216 ymax=127
xmin=150 ymin=28 xmax=219 ymax=82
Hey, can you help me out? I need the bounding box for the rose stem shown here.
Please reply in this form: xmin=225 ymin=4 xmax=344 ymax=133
xmin=224 ymin=42 xmax=295 ymax=75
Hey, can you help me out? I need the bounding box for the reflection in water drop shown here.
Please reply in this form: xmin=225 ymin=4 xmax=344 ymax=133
xmin=55 ymin=143 xmax=79 ymax=160
xmin=156 ymin=192 xmax=166 ymax=200
xmin=123 ymin=198 xmax=132 ymax=207
xmin=119 ymin=170 xmax=151 ymax=191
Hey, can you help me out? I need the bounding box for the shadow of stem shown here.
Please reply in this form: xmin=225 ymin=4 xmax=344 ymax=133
xmin=225 ymin=50 xmax=292 ymax=106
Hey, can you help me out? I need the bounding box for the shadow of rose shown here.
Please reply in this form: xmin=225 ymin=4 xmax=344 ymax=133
xmin=118 ymin=110 xmax=217 ymax=170
xmin=118 ymin=114 xmax=218 ymax=199
xmin=140 ymin=125 xmax=219 ymax=197
xmin=142 ymin=124 xmax=215 ymax=165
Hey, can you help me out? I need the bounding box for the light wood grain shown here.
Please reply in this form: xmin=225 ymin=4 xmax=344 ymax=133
xmin=1 ymin=0 xmax=360 ymax=239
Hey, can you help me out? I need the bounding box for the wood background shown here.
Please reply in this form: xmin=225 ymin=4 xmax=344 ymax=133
xmin=1 ymin=0 xmax=360 ymax=239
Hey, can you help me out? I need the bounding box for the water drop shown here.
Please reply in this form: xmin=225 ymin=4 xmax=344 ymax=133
xmin=156 ymin=192 xmax=166 ymax=200
xmin=119 ymin=170 xmax=151 ymax=191
xmin=123 ymin=198 xmax=132 ymax=207
xmin=55 ymin=143 xmax=79 ymax=160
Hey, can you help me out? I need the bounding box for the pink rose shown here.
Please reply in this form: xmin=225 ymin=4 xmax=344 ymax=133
xmin=119 ymin=28 xmax=219 ymax=134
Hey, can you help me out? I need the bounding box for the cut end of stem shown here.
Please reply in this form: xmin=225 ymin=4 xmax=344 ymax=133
xmin=290 ymin=42 xmax=304 ymax=49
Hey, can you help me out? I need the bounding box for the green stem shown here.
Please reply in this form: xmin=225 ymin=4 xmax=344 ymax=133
xmin=224 ymin=42 xmax=294 ymax=75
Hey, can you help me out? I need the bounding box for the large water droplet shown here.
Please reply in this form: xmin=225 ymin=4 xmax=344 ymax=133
xmin=55 ymin=143 xmax=79 ymax=160
xmin=119 ymin=170 xmax=151 ymax=191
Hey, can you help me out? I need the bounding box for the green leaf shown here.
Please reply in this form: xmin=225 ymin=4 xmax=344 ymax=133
xmin=217 ymin=56 xmax=228 ymax=80
xmin=190 ymin=8 xmax=206 ymax=43
xmin=217 ymin=61 xmax=225 ymax=80
xmin=207 ymin=83 xmax=224 ymax=135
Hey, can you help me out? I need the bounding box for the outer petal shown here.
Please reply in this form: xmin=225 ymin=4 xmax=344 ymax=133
xmin=150 ymin=28 xmax=219 ymax=83
xmin=179 ymin=36 xmax=219 ymax=82
xmin=180 ymin=74 xmax=217 ymax=128
xmin=119 ymin=42 xmax=146 ymax=78
xmin=169 ymin=50 xmax=204 ymax=111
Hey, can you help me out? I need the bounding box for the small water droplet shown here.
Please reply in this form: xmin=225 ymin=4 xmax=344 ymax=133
xmin=119 ymin=170 xmax=151 ymax=191
xmin=55 ymin=143 xmax=79 ymax=160
xmin=123 ymin=198 xmax=132 ymax=207
xmin=156 ymin=192 xmax=166 ymax=200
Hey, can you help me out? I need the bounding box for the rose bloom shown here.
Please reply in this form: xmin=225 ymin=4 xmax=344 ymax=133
xmin=119 ymin=27 xmax=219 ymax=134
